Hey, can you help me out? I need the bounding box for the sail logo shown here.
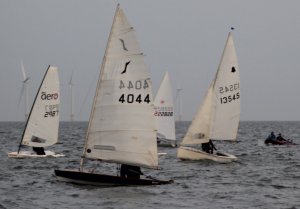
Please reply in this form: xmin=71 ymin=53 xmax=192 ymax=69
xmin=41 ymin=92 xmax=59 ymax=100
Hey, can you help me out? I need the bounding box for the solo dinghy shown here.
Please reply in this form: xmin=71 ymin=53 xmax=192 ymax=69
xmin=177 ymin=32 xmax=240 ymax=163
xmin=8 ymin=66 xmax=63 ymax=158
xmin=154 ymin=72 xmax=176 ymax=147
xmin=55 ymin=5 xmax=173 ymax=186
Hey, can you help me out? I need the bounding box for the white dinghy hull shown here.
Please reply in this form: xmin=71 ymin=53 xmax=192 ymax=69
xmin=8 ymin=150 xmax=64 ymax=158
xmin=177 ymin=146 xmax=237 ymax=163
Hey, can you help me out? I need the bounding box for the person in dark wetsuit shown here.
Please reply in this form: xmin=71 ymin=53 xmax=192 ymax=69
xmin=202 ymin=139 xmax=217 ymax=154
xmin=265 ymin=131 xmax=277 ymax=144
xmin=276 ymin=133 xmax=287 ymax=142
xmin=208 ymin=139 xmax=217 ymax=154
xmin=120 ymin=164 xmax=143 ymax=179
xmin=32 ymin=147 xmax=45 ymax=155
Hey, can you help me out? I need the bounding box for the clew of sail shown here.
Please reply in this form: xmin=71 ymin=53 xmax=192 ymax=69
xmin=154 ymin=71 xmax=176 ymax=142
xmin=22 ymin=66 xmax=60 ymax=147
xmin=83 ymin=6 xmax=158 ymax=168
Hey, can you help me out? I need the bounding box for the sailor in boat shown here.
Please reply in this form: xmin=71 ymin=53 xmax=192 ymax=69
xmin=31 ymin=136 xmax=45 ymax=155
xmin=276 ymin=133 xmax=287 ymax=142
xmin=120 ymin=164 xmax=143 ymax=179
xmin=201 ymin=139 xmax=217 ymax=154
xmin=265 ymin=131 xmax=277 ymax=144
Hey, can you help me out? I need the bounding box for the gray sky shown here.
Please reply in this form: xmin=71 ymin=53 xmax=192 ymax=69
xmin=1 ymin=0 xmax=300 ymax=121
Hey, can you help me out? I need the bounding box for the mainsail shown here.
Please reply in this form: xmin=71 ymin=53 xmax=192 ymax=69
xmin=154 ymin=72 xmax=176 ymax=142
xmin=21 ymin=66 xmax=60 ymax=148
xmin=82 ymin=5 xmax=158 ymax=168
xmin=181 ymin=32 xmax=240 ymax=145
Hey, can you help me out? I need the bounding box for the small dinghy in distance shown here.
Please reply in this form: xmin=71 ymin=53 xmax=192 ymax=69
xmin=55 ymin=4 xmax=173 ymax=186
xmin=8 ymin=66 xmax=63 ymax=158
xmin=154 ymin=72 xmax=176 ymax=147
xmin=177 ymin=31 xmax=240 ymax=163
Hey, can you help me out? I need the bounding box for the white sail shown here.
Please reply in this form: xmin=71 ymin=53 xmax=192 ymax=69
xmin=154 ymin=72 xmax=176 ymax=142
xmin=22 ymin=66 xmax=60 ymax=147
xmin=83 ymin=5 xmax=158 ymax=168
xmin=181 ymin=82 xmax=214 ymax=145
xmin=181 ymin=32 xmax=240 ymax=145
xmin=210 ymin=32 xmax=240 ymax=141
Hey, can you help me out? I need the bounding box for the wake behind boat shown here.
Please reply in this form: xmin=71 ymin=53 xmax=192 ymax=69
xmin=8 ymin=150 xmax=64 ymax=158
xmin=177 ymin=31 xmax=240 ymax=163
xmin=55 ymin=4 xmax=173 ymax=186
xmin=8 ymin=66 xmax=63 ymax=158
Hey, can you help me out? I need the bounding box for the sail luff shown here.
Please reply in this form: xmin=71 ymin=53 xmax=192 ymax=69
xmin=212 ymin=32 xmax=233 ymax=89
xmin=80 ymin=4 xmax=120 ymax=170
xmin=17 ymin=65 xmax=51 ymax=153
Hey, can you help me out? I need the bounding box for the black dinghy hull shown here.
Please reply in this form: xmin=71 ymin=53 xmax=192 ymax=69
xmin=55 ymin=169 xmax=173 ymax=186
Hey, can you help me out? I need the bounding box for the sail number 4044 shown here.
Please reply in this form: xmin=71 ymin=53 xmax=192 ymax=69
xmin=119 ymin=94 xmax=150 ymax=104
xmin=220 ymin=93 xmax=240 ymax=104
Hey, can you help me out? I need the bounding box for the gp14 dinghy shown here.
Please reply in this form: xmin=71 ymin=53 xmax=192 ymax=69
xmin=55 ymin=5 xmax=173 ymax=186
xmin=177 ymin=32 xmax=240 ymax=163
xmin=154 ymin=72 xmax=176 ymax=147
xmin=8 ymin=66 xmax=63 ymax=158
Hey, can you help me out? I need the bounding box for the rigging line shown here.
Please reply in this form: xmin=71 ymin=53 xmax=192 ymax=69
xmin=77 ymin=69 xmax=99 ymax=120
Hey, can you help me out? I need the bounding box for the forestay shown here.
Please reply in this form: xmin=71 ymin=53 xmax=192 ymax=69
xmin=154 ymin=72 xmax=176 ymax=141
xmin=83 ymin=6 xmax=158 ymax=168
xmin=22 ymin=66 xmax=60 ymax=147
xmin=181 ymin=32 xmax=240 ymax=145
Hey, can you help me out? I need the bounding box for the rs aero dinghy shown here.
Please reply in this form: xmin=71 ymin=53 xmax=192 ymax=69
xmin=55 ymin=4 xmax=173 ymax=186
xmin=8 ymin=66 xmax=63 ymax=158
xmin=177 ymin=31 xmax=240 ymax=163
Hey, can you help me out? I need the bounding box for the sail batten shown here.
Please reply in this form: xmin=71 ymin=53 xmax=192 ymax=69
xmin=82 ymin=6 xmax=158 ymax=168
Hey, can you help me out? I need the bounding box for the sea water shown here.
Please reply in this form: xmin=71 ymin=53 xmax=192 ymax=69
xmin=0 ymin=121 xmax=299 ymax=209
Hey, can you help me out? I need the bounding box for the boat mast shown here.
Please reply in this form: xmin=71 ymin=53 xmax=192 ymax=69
xmin=17 ymin=65 xmax=51 ymax=154
xmin=176 ymin=87 xmax=183 ymax=122
xmin=79 ymin=4 xmax=120 ymax=171
xmin=69 ymin=73 xmax=74 ymax=122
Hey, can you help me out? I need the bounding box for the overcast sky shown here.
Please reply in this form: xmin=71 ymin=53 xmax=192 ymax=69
xmin=1 ymin=0 xmax=300 ymax=121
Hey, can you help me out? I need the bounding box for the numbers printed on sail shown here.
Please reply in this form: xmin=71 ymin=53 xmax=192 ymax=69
xmin=44 ymin=104 xmax=59 ymax=117
xmin=119 ymin=79 xmax=150 ymax=90
xmin=220 ymin=93 xmax=240 ymax=104
xmin=219 ymin=83 xmax=239 ymax=94
xmin=119 ymin=94 xmax=150 ymax=104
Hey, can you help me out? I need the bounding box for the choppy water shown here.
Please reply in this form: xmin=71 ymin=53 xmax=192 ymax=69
xmin=0 ymin=121 xmax=299 ymax=209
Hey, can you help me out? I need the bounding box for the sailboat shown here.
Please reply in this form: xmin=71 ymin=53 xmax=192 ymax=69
xmin=177 ymin=32 xmax=240 ymax=163
xmin=8 ymin=65 xmax=63 ymax=158
xmin=154 ymin=72 xmax=176 ymax=147
xmin=55 ymin=5 xmax=172 ymax=186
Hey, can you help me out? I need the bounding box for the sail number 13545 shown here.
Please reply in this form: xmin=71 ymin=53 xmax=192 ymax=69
xmin=220 ymin=93 xmax=240 ymax=104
